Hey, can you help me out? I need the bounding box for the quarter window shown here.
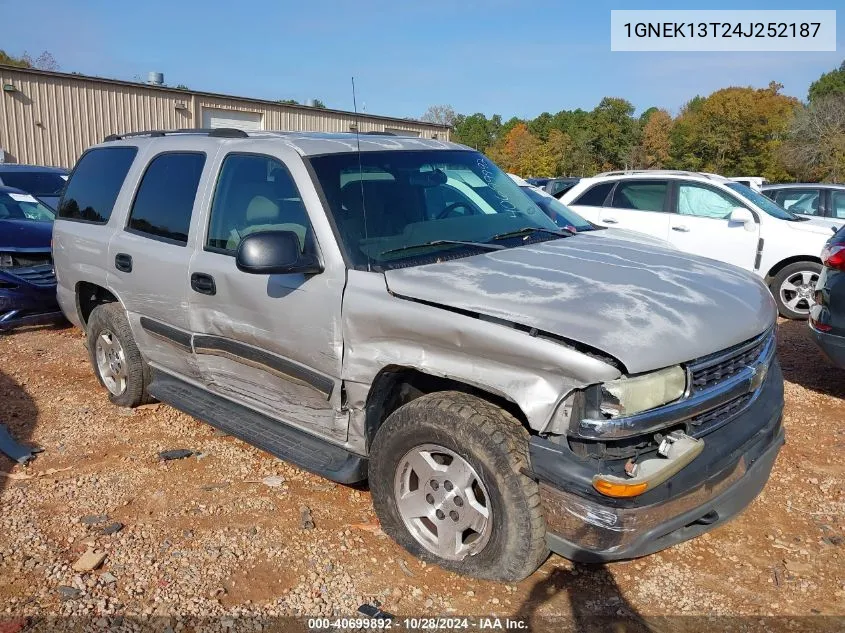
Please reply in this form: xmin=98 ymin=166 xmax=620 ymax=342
xmin=58 ymin=147 xmax=137 ymax=223
xmin=572 ymin=181 xmax=613 ymax=206
xmin=206 ymin=154 xmax=312 ymax=254
xmin=610 ymin=181 xmax=668 ymax=212
xmin=126 ymin=152 xmax=205 ymax=245
xmin=677 ymin=182 xmax=740 ymax=219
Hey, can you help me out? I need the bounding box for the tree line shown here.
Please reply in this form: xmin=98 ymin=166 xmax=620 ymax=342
xmin=422 ymin=61 xmax=845 ymax=182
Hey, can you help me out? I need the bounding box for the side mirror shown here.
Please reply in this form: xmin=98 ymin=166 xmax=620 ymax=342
xmin=729 ymin=207 xmax=756 ymax=231
xmin=235 ymin=230 xmax=323 ymax=275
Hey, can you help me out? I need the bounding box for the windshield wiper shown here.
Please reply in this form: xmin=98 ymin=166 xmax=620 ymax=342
xmin=489 ymin=226 xmax=575 ymax=242
xmin=379 ymin=240 xmax=505 ymax=258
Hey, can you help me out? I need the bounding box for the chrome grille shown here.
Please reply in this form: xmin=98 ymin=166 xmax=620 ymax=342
xmin=689 ymin=393 xmax=753 ymax=432
xmin=690 ymin=331 xmax=771 ymax=393
xmin=7 ymin=264 xmax=56 ymax=287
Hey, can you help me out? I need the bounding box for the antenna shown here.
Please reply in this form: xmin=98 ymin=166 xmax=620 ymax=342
xmin=352 ymin=77 xmax=371 ymax=271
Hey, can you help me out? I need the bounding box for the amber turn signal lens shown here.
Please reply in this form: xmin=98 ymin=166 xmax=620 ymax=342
xmin=592 ymin=478 xmax=649 ymax=498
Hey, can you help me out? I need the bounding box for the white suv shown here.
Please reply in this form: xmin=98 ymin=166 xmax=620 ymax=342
xmin=561 ymin=170 xmax=838 ymax=319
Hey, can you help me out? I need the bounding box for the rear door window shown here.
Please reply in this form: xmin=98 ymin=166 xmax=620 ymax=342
xmin=831 ymin=191 xmax=845 ymax=219
xmin=126 ymin=152 xmax=206 ymax=245
xmin=609 ymin=180 xmax=668 ymax=212
xmin=58 ymin=147 xmax=138 ymax=223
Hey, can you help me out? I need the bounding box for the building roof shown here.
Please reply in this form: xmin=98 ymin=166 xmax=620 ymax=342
xmin=101 ymin=130 xmax=469 ymax=156
xmin=0 ymin=64 xmax=451 ymax=131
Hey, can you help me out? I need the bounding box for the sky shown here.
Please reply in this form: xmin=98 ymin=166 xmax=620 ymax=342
xmin=2 ymin=0 xmax=842 ymax=121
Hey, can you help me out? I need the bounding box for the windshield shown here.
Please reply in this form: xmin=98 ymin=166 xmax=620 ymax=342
xmin=0 ymin=191 xmax=56 ymax=221
xmin=726 ymin=182 xmax=798 ymax=220
xmin=1 ymin=171 xmax=67 ymax=197
xmin=518 ymin=186 xmax=594 ymax=231
xmin=309 ymin=150 xmax=562 ymax=269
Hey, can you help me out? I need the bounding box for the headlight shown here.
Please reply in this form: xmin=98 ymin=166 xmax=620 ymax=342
xmin=599 ymin=365 xmax=686 ymax=418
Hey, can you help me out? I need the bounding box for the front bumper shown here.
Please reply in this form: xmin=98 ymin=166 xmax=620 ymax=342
xmin=0 ymin=266 xmax=63 ymax=332
xmin=809 ymin=324 xmax=845 ymax=369
xmin=531 ymin=358 xmax=785 ymax=563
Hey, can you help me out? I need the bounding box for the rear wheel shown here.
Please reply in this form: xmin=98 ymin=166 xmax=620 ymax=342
xmin=87 ymin=303 xmax=151 ymax=407
xmin=770 ymin=261 xmax=822 ymax=320
xmin=369 ymin=391 xmax=548 ymax=581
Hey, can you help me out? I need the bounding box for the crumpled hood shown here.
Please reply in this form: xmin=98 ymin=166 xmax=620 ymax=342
xmin=0 ymin=219 xmax=54 ymax=249
xmin=384 ymin=235 xmax=776 ymax=374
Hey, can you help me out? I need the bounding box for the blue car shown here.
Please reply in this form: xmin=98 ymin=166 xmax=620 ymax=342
xmin=0 ymin=186 xmax=63 ymax=331
xmin=0 ymin=164 xmax=69 ymax=211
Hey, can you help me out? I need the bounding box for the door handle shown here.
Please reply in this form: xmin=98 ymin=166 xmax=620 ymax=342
xmin=672 ymin=225 xmax=690 ymax=232
xmin=603 ymin=218 xmax=619 ymax=224
xmin=115 ymin=253 xmax=133 ymax=273
xmin=191 ymin=272 xmax=216 ymax=296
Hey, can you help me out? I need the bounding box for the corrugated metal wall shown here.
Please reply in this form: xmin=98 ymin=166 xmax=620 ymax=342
xmin=0 ymin=67 xmax=449 ymax=168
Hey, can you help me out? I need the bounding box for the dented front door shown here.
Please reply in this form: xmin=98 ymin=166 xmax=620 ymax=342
xmin=186 ymin=149 xmax=347 ymax=441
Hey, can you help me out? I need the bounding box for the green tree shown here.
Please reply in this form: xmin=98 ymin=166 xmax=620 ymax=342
xmin=527 ymin=112 xmax=553 ymax=141
xmin=0 ymin=50 xmax=32 ymax=68
xmin=587 ymin=97 xmax=638 ymax=170
xmin=452 ymin=113 xmax=502 ymax=152
xmin=276 ymin=99 xmax=300 ymax=105
xmin=670 ymin=84 xmax=797 ymax=180
xmin=808 ymin=61 xmax=845 ymax=103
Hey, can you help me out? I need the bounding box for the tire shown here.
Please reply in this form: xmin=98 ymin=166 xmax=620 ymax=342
xmin=769 ymin=261 xmax=822 ymax=320
xmin=86 ymin=303 xmax=151 ymax=407
xmin=369 ymin=391 xmax=548 ymax=581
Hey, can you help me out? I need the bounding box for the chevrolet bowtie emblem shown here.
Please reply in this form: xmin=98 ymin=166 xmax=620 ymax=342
xmin=749 ymin=363 xmax=768 ymax=392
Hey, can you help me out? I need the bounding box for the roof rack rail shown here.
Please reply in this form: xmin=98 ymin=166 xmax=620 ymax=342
xmin=594 ymin=169 xmax=722 ymax=180
xmin=103 ymin=128 xmax=249 ymax=142
xmin=363 ymin=131 xmax=396 ymax=136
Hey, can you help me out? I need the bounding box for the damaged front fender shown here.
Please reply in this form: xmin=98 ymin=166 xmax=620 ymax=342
xmin=341 ymin=270 xmax=621 ymax=450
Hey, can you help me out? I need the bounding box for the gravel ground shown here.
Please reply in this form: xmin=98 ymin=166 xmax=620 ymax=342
xmin=0 ymin=319 xmax=843 ymax=629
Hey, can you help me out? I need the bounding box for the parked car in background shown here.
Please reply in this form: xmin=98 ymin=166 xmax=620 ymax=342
xmin=508 ymin=174 xmax=672 ymax=248
xmin=762 ymin=183 xmax=845 ymax=228
xmin=561 ymin=170 xmax=836 ymax=320
xmin=54 ymin=130 xmax=783 ymax=580
xmin=0 ymin=186 xmax=63 ymax=331
xmin=524 ymin=177 xmax=580 ymax=197
xmin=0 ymin=164 xmax=69 ymax=210
xmin=810 ymin=226 xmax=845 ymax=368
xmin=728 ymin=176 xmax=767 ymax=192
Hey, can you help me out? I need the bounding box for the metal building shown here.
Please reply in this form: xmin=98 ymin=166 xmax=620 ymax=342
xmin=0 ymin=66 xmax=451 ymax=168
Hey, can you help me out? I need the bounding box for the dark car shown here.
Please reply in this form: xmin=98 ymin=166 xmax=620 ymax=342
xmin=523 ymin=177 xmax=581 ymax=198
xmin=0 ymin=164 xmax=69 ymax=210
xmin=0 ymin=186 xmax=63 ymax=331
xmin=810 ymin=226 xmax=845 ymax=368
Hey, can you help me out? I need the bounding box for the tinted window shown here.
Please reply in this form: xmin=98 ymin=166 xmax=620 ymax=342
xmin=59 ymin=147 xmax=137 ymax=223
xmin=777 ymin=189 xmax=821 ymax=216
xmin=573 ymin=182 xmax=613 ymax=206
xmin=677 ymin=182 xmax=740 ymax=219
xmin=610 ymin=181 xmax=667 ymax=212
xmin=127 ymin=153 xmax=205 ymax=245
xmin=1 ymin=171 xmax=67 ymax=196
xmin=832 ymin=191 xmax=845 ymax=219
xmin=207 ymin=154 xmax=312 ymax=254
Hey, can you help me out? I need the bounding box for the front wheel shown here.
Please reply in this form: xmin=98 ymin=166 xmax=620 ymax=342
xmin=369 ymin=391 xmax=548 ymax=581
xmin=86 ymin=303 xmax=151 ymax=407
xmin=770 ymin=261 xmax=822 ymax=320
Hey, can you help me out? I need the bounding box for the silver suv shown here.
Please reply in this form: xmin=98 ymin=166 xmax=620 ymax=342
xmin=54 ymin=129 xmax=784 ymax=581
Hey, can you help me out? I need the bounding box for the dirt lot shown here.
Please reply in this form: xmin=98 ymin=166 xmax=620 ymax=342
xmin=0 ymin=319 xmax=843 ymax=629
